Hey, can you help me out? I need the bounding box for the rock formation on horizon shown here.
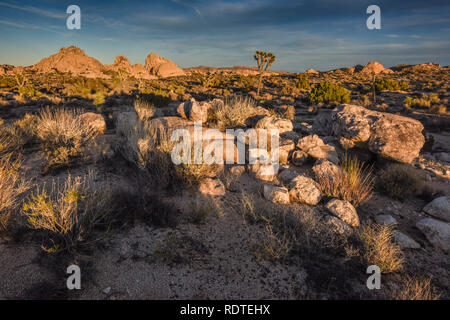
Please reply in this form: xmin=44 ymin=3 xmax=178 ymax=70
xmin=32 ymin=46 xmax=104 ymax=77
xmin=145 ymin=52 xmax=185 ymax=77
xmin=104 ymin=55 xmax=156 ymax=80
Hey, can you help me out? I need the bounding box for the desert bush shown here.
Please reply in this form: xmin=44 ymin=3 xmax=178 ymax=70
xmin=379 ymin=163 xmax=423 ymax=199
xmin=0 ymin=77 xmax=16 ymax=87
xmin=430 ymin=104 xmax=447 ymax=115
xmin=0 ymin=114 xmax=38 ymax=155
xmin=134 ymin=98 xmax=155 ymax=121
xmin=139 ymin=89 xmax=171 ymax=108
xmin=207 ymin=95 xmax=258 ymax=130
xmin=0 ymin=156 xmax=30 ymax=232
xmin=18 ymin=85 xmax=40 ymax=98
xmin=238 ymin=192 xmax=343 ymax=261
xmin=358 ymin=224 xmax=404 ymax=274
xmin=116 ymin=115 xmax=180 ymax=189
xmin=375 ymin=78 xmax=409 ymax=91
xmin=237 ymin=75 xmax=258 ymax=91
xmin=391 ymin=275 xmax=440 ymax=300
xmin=405 ymin=93 xmax=440 ymax=108
xmin=317 ymin=154 xmax=375 ymax=207
xmin=93 ymin=92 xmax=105 ymax=106
xmin=296 ymin=73 xmax=310 ymax=90
xmin=36 ymin=107 xmax=97 ymax=171
xmin=307 ymin=81 xmax=350 ymax=104
xmin=176 ymin=161 xmax=222 ymax=186
xmin=22 ymin=174 xmax=112 ymax=252
xmin=65 ymin=77 xmax=108 ymax=98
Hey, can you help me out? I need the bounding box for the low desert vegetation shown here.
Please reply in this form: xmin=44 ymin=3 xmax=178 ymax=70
xmin=391 ymin=275 xmax=440 ymax=300
xmin=36 ymin=107 xmax=97 ymax=172
xmin=134 ymin=98 xmax=156 ymax=121
xmin=296 ymin=73 xmax=310 ymax=90
xmin=307 ymin=81 xmax=350 ymax=104
xmin=0 ymin=156 xmax=30 ymax=232
xmin=379 ymin=163 xmax=424 ymax=199
xmin=404 ymin=93 xmax=440 ymax=108
xmin=358 ymin=224 xmax=404 ymax=274
xmin=375 ymin=78 xmax=409 ymax=91
xmin=22 ymin=174 xmax=112 ymax=252
xmin=317 ymin=155 xmax=375 ymax=207
xmin=207 ymin=95 xmax=259 ymax=130
xmin=254 ymin=50 xmax=276 ymax=97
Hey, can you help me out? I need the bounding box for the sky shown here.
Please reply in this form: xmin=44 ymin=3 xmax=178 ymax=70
xmin=0 ymin=0 xmax=449 ymax=72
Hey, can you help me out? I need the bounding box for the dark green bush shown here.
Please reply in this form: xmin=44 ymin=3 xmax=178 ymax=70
xmin=307 ymin=81 xmax=350 ymax=104
xmin=296 ymin=73 xmax=310 ymax=90
xmin=375 ymin=78 xmax=409 ymax=91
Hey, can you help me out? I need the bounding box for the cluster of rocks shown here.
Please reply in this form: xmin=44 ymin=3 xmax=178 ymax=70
xmin=29 ymin=46 xmax=184 ymax=79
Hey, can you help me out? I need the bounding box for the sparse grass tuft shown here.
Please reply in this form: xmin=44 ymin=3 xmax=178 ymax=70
xmin=36 ymin=107 xmax=97 ymax=172
xmin=134 ymin=98 xmax=156 ymax=121
xmin=379 ymin=163 xmax=423 ymax=199
xmin=391 ymin=275 xmax=440 ymax=300
xmin=358 ymin=224 xmax=404 ymax=274
xmin=207 ymin=95 xmax=259 ymax=130
xmin=317 ymin=154 xmax=375 ymax=207
xmin=0 ymin=156 xmax=30 ymax=232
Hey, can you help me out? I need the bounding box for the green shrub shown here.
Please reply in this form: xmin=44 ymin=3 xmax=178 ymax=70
xmin=375 ymin=78 xmax=409 ymax=91
xmin=18 ymin=86 xmax=40 ymax=98
xmin=405 ymin=93 xmax=440 ymax=109
xmin=92 ymin=92 xmax=104 ymax=106
xmin=139 ymin=88 xmax=171 ymax=108
xmin=296 ymin=73 xmax=310 ymax=90
xmin=379 ymin=163 xmax=423 ymax=199
xmin=307 ymin=81 xmax=350 ymax=104
xmin=0 ymin=77 xmax=16 ymax=87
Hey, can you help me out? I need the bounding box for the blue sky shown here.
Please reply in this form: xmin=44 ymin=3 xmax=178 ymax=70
xmin=0 ymin=0 xmax=449 ymax=72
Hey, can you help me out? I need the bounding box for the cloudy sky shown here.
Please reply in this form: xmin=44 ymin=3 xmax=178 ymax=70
xmin=0 ymin=0 xmax=449 ymax=72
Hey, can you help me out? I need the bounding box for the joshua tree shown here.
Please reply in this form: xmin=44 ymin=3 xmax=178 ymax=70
xmin=254 ymin=50 xmax=276 ymax=97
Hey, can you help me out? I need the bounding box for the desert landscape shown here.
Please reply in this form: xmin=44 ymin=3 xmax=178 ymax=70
xmin=0 ymin=44 xmax=448 ymax=300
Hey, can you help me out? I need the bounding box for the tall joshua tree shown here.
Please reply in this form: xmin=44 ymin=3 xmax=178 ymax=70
xmin=254 ymin=50 xmax=276 ymax=97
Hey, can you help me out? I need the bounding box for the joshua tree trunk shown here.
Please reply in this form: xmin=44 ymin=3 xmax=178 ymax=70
xmin=257 ymin=72 xmax=264 ymax=97
xmin=372 ymin=73 xmax=376 ymax=103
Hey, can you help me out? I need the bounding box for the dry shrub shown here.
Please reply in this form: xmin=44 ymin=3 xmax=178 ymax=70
xmin=238 ymin=192 xmax=343 ymax=261
xmin=134 ymin=98 xmax=155 ymax=121
xmin=358 ymin=224 xmax=404 ymax=274
xmin=36 ymin=107 xmax=97 ymax=171
xmin=207 ymin=95 xmax=259 ymax=130
xmin=391 ymin=275 xmax=440 ymax=300
xmin=0 ymin=156 xmax=30 ymax=232
xmin=0 ymin=115 xmax=37 ymax=156
xmin=22 ymin=174 xmax=112 ymax=252
xmin=317 ymin=154 xmax=375 ymax=207
xmin=116 ymin=114 xmax=180 ymax=189
xmin=379 ymin=163 xmax=423 ymax=199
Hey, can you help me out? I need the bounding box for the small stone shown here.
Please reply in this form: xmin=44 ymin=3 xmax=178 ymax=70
xmin=229 ymin=165 xmax=246 ymax=176
xmin=416 ymin=218 xmax=450 ymax=252
xmin=423 ymin=196 xmax=450 ymax=222
xmin=263 ymin=185 xmax=290 ymax=204
xmin=291 ymin=150 xmax=308 ymax=166
xmin=199 ymin=178 xmax=226 ymax=196
xmin=103 ymin=287 xmax=112 ymax=295
xmin=393 ymin=231 xmax=420 ymax=249
xmin=325 ymin=199 xmax=359 ymax=227
xmin=288 ymin=175 xmax=322 ymax=205
xmin=375 ymin=214 xmax=397 ymax=226
xmin=278 ymin=169 xmax=300 ymax=184
xmin=324 ymin=215 xmax=353 ymax=236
